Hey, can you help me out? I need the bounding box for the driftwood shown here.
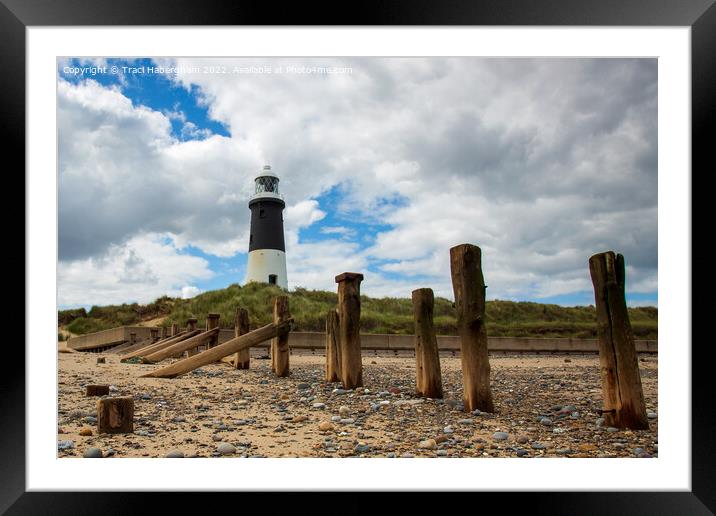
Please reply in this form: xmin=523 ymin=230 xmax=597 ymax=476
xmin=325 ymin=309 xmax=340 ymax=382
xmin=120 ymin=330 xmax=198 ymax=362
xmin=589 ymin=251 xmax=649 ymax=430
xmin=139 ymin=328 xmax=220 ymax=363
xmin=117 ymin=330 xmax=186 ymax=357
xmin=412 ymin=288 xmax=443 ymax=398
xmin=450 ymin=244 xmax=494 ymax=413
xmin=336 ymin=272 xmax=363 ymax=389
xmin=141 ymin=319 xmax=293 ymax=379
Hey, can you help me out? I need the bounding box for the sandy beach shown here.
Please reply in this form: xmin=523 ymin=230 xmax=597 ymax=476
xmin=57 ymin=349 xmax=658 ymax=458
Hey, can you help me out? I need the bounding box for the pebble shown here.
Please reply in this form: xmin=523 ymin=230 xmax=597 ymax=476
xmin=516 ymin=435 xmax=529 ymax=444
xmin=457 ymin=419 xmax=473 ymax=425
xmin=297 ymin=383 xmax=310 ymax=390
xmin=318 ymin=422 xmax=335 ymax=432
xmin=436 ymin=450 xmax=448 ymax=457
xmin=339 ymin=418 xmax=355 ymax=425
xmin=291 ymin=415 xmax=308 ymax=423
xmin=354 ymin=444 xmax=371 ymax=454
xmin=606 ymin=427 xmax=619 ymax=433
xmin=212 ymin=434 xmax=223 ymax=441
xmin=83 ymin=447 xmax=103 ymax=458
xmin=647 ymin=411 xmax=657 ymax=419
xmin=217 ymin=443 xmax=236 ymax=455
xmin=515 ymin=449 xmax=529 ymax=457
xmin=419 ymin=439 xmax=437 ymax=450
xmin=401 ymin=453 xmax=415 ymax=458
xmin=443 ymin=426 xmax=454 ymax=434
xmin=531 ymin=442 xmax=547 ymax=450
xmin=173 ymin=416 xmax=186 ymax=423
xmin=312 ymin=403 xmax=326 ymax=409
xmin=79 ymin=427 xmax=93 ymax=436
xmin=58 ymin=440 xmax=75 ymax=450
xmin=165 ymin=450 xmax=184 ymax=458
xmin=339 ymin=406 xmax=350 ymax=416
xmin=332 ymin=389 xmax=350 ymax=395
xmin=539 ymin=417 xmax=553 ymax=426
xmin=330 ymin=415 xmax=342 ymax=422
xmin=492 ymin=432 xmax=509 ymax=441
xmin=109 ymin=385 xmax=118 ymax=392
xmin=472 ymin=409 xmax=481 ymax=416
xmin=595 ymin=418 xmax=605 ymax=427
xmin=386 ymin=453 xmax=396 ymax=458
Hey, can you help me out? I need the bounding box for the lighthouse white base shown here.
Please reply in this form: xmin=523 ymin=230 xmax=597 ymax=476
xmin=245 ymin=249 xmax=288 ymax=290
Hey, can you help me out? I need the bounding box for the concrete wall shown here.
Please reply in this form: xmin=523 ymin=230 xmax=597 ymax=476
xmin=68 ymin=326 xmax=657 ymax=354
xmin=216 ymin=329 xmax=657 ymax=354
xmin=67 ymin=325 xmax=157 ymax=351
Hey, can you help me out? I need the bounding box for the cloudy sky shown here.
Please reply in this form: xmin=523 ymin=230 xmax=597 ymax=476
xmin=57 ymin=57 xmax=657 ymax=308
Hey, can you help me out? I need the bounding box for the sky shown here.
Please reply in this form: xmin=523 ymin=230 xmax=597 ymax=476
xmin=57 ymin=57 xmax=657 ymax=309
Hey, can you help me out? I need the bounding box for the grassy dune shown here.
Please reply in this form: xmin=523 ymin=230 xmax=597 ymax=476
xmin=60 ymin=282 xmax=658 ymax=339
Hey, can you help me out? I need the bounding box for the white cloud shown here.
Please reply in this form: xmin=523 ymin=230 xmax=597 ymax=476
xmin=58 ymin=233 xmax=213 ymax=306
xmin=58 ymin=58 xmax=657 ymax=305
xmin=181 ymin=285 xmax=202 ymax=299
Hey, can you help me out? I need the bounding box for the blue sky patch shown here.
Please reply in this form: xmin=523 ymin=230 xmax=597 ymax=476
xmin=59 ymin=57 xmax=229 ymax=141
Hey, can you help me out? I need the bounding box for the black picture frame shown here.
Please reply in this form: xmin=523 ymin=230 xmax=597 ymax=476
xmin=6 ymin=0 xmax=712 ymax=512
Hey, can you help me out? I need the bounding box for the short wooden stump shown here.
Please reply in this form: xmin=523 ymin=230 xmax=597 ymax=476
xmin=86 ymin=385 xmax=110 ymax=396
xmin=97 ymin=396 xmax=134 ymax=434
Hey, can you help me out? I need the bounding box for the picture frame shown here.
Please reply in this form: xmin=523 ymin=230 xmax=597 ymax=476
xmin=7 ymin=0 xmax=712 ymax=510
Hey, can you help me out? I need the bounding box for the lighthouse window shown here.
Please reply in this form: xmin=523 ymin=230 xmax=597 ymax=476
xmin=259 ymin=208 xmax=266 ymax=218
xmin=268 ymin=274 xmax=277 ymax=285
xmin=255 ymin=176 xmax=279 ymax=194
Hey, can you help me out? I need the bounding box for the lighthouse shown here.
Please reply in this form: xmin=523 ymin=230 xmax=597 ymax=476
xmin=245 ymin=165 xmax=288 ymax=289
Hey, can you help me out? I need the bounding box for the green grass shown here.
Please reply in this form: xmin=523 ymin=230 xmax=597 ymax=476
xmin=60 ymin=282 xmax=658 ymax=339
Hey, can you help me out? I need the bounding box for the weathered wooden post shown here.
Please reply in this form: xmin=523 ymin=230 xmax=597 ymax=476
xmin=232 ymin=307 xmax=250 ymax=369
xmin=206 ymin=313 xmax=220 ymax=350
xmin=450 ymin=244 xmax=494 ymax=413
xmin=412 ymin=288 xmax=443 ymax=398
xmin=335 ymin=272 xmax=364 ymax=389
xmin=97 ymin=396 xmax=134 ymax=434
xmin=86 ymin=384 xmax=110 ymax=396
xmin=150 ymin=328 xmax=159 ymax=342
xmin=129 ymin=332 xmax=137 ymax=345
xmin=186 ymin=318 xmax=199 ymax=356
xmin=272 ymin=296 xmax=291 ymax=377
xmin=325 ymin=309 xmax=341 ymax=382
xmin=171 ymin=323 xmax=178 ymax=337
xmin=161 ymin=326 xmax=169 ymax=339
xmin=589 ymin=251 xmax=649 ymax=430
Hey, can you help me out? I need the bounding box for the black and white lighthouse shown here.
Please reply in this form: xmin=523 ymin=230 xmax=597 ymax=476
xmin=245 ymin=165 xmax=288 ymax=289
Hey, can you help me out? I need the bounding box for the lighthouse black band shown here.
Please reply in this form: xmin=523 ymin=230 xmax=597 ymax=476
xmin=248 ymin=197 xmax=286 ymax=252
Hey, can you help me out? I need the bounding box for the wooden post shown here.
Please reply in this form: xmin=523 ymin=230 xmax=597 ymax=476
xmin=231 ymin=307 xmax=250 ymax=369
xmin=171 ymin=323 xmax=178 ymax=337
xmin=335 ymin=272 xmax=364 ymax=389
xmin=589 ymin=251 xmax=649 ymax=430
xmin=142 ymin=319 xmax=292 ymax=379
xmin=150 ymin=328 xmax=159 ymax=342
xmin=272 ymin=296 xmax=290 ymax=377
xmin=206 ymin=313 xmax=220 ymax=350
xmin=129 ymin=332 xmax=137 ymax=345
xmin=186 ymin=318 xmax=199 ymax=356
xmin=97 ymin=396 xmax=134 ymax=434
xmin=412 ymin=288 xmax=443 ymax=399
xmin=449 ymin=244 xmax=494 ymax=413
xmin=325 ymin=309 xmax=341 ymax=382
xmin=161 ymin=326 xmax=169 ymax=339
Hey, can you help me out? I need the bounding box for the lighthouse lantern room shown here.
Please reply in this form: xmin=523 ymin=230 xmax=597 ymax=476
xmin=245 ymin=165 xmax=288 ymax=289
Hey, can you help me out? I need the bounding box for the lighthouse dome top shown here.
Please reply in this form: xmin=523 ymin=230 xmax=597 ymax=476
xmin=251 ymin=165 xmax=283 ymax=201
